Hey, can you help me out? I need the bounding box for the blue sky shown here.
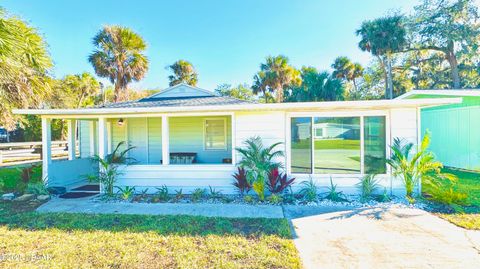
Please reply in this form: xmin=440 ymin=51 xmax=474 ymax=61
xmin=3 ymin=0 xmax=419 ymax=90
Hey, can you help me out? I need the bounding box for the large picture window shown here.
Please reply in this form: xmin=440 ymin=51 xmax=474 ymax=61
xmin=314 ymin=117 xmax=361 ymax=174
xmin=290 ymin=115 xmax=387 ymax=175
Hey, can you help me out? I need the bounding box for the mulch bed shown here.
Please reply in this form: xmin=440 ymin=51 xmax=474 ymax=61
xmin=59 ymin=192 xmax=98 ymax=199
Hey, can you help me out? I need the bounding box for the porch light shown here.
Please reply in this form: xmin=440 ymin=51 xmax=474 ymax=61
xmin=117 ymin=118 xmax=124 ymax=126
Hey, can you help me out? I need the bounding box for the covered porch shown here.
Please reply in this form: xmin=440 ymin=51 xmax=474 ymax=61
xmin=40 ymin=112 xmax=236 ymax=192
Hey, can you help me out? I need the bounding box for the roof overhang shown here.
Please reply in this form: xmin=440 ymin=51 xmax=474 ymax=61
xmin=396 ymin=89 xmax=480 ymax=99
xmin=13 ymin=98 xmax=462 ymax=118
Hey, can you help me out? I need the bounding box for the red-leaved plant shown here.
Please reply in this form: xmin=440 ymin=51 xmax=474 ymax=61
xmin=267 ymin=167 xmax=295 ymax=194
xmin=232 ymin=167 xmax=251 ymax=195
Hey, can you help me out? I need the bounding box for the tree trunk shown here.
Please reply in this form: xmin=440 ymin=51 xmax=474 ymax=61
xmin=352 ymin=78 xmax=358 ymax=92
xmin=386 ymin=56 xmax=394 ymax=99
xmin=275 ymin=87 xmax=283 ymax=103
xmin=446 ymin=43 xmax=460 ymax=88
xmin=114 ymin=82 xmax=121 ymax=103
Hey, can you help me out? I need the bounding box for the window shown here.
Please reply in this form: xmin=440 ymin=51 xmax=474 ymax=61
xmin=204 ymin=119 xmax=226 ymax=150
xmin=290 ymin=115 xmax=387 ymax=175
xmin=291 ymin=117 xmax=312 ymax=173
xmin=364 ymin=116 xmax=387 ymax=174
xmin=314 ymin=117 xmax=361 ymax=174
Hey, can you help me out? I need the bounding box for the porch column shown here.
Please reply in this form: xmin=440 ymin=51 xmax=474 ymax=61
xmin=98 ymin=117 xmax=107 ymax=159
xmin=67 ymin=119 xmax=77 ymax=160
xmin=161 ymin=115 xmax=169 ymax=165
xmin=89 ymin=121 xmax=96 ymax=157
xmin=41 ymin=117 xmax=52 ymax=183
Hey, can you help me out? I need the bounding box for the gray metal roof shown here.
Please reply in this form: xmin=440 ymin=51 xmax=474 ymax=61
xmin=97 ymin=95 xmax=253 ymax=109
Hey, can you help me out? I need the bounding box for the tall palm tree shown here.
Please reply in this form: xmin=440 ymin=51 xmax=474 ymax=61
xmin=0 ymin=8 xmax=52 ymax=129
xmin=357 ymin=15 xmax=407 ymax=99
xmin=167 ymin=60 xmax=198 ymax=86
xmin=252 ymin=55 xmax=301 ymax=103
xmin=88 ymin=25 xmax=148 ymax=102
xmin=332 ymin=56 xmax=364 ymax=91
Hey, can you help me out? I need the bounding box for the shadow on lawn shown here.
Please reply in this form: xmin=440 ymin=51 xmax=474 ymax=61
xmin=0 ymin=201 xmax=291 ymax=238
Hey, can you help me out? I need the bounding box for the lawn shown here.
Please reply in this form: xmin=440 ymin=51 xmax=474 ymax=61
xmin=0 ymin=202 xmax=301 ymax=268
xmin=0 ymin=164 xmax=42 ymax=193
xmin=429 ymin=168 xmax=480 ymax=230
xmin=292 ymin=139 xmax=360 ymax=150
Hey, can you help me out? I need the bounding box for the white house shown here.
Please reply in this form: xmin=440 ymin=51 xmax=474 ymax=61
xmin=14 ymin=84 xmax=461 ymax=195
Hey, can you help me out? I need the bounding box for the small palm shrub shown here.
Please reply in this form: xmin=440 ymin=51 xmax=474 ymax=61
xmin=268 ymin=193 xmax=282 ymax=204
xmin=88 ymin=141 xmax=136 ymax=196
xmin=427 ymin=185 xmax=468 ymax=209
xmin=191 ymin=188 xmax=206 ymax=202
xmin=299 ymin=178 xmax=318 ymax=202
xmin=174 ymin=189 xmax=184 ymax=201
xmin=153 ymin=185 xmax=169 ymax=202
xmin=236 ymin=136 xmax=284 ymax=202
xmin=116 ymin=186 xmax=135 ymax=200
xmin=244 ymin=194 xmax=254 ymax=203
xmin=267 ymin=168 xmax=295 ymax=194
xmin=387 ymin=132 xmax=457 ymax=203
xmin=208 ymin=186 xmax=223 ymax=199
xmin=378 ymin=187 xmax=391 ymax=202
xmin=356 ymin=174 xmax=380 ymax=201
xmin=324 ymin=177 xmax=347 ymax=202
xmin=232 ymin=167 xmax=251 ymax=195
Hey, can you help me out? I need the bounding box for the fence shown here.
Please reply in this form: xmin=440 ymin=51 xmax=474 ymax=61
xmin=0 ymin=141 xmax=77 ymax=167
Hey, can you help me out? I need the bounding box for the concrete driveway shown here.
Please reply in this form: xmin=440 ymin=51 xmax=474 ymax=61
xmin=286 ymin=206 xmax=480 ymax=269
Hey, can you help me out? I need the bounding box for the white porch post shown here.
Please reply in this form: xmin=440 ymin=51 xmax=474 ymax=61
xmin=98 ymin=117 xmax=107 ymax=159
xmin=89 ymin=121 xmax=96 ymax=157
xmin=162 ymin=115 xmax=169 ymax=165
xmin=67 ymin=119 xmax=77 ymax=160
xmin=41 ymin=117 xmax=52 ymax=183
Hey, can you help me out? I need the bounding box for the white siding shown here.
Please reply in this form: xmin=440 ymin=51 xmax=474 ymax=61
xmin=110 ymin=108 xmax=419 ymax=195
xmin=148 ymin=117 xmax=162 ymax=164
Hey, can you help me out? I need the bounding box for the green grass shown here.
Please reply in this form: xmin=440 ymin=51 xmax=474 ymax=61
xmin=0 ymin=165 xmax=42 ymax=193
xmin=292 ymin=139 xmax=360 ymax=150
xmin=0 ymin=202 xmax=300 ymax=268
xmin=428 ymin=168 xmax=480 ymax=230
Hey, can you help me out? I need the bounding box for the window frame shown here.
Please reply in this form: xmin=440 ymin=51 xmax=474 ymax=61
xmin=287 ymin=111 xmax=389 ymax=177
xmin=203 ymin=118 xmax=227 ymax=151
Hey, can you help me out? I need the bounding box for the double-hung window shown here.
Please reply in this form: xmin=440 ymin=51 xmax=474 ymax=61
xmin=204 ymin=118 xmax=227 ymax=150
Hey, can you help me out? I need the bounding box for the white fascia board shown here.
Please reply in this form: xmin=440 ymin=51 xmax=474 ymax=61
xmin=147 ymin=83 xmax=217 ymax=99
xmin=13 ymin=97 xmax=462 ymax=117
xmin=396 ymin=89 xmax=480 ymax=99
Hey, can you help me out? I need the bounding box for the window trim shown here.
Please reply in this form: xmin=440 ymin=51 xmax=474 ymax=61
xmin=287 ymin=111 xmax=389 ymax=177
xmin=203 ymin=118 xmax=227 ymax=151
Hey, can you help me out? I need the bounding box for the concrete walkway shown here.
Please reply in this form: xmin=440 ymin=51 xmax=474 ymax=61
xmin=289 ymin=206 xmax=480 ymax=269
xmin=36 ymin=197 xmax=284 ymax=219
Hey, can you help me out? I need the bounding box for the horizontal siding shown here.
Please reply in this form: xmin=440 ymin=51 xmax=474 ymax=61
xmin=148 ymin=118 xmax=162 ymax=164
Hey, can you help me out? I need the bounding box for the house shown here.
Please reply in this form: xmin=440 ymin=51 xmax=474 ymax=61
xmin=14 ymin=84 xmax=461 ymax=195
xmin=397 ymin=90 xmax=480 ymax=171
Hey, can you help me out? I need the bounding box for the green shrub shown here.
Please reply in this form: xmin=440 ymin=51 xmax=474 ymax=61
xmin=268 ymin=193 xmax=282 ymax=204
xmin=356 ymin=174 xmax=379 ymax=201
xmin=299 ymin=178 xmax=318 ymax=202
xmin=191 ymin=188 xmax=206 ymax=202
xmin=243 ymin=194 xmax=254 ymax=203
xmin=377 ymin=187 xmax=391 ymax=202
xmin=252 ymin=180 xmax=265 ymax=201
xmin=208 ymin=186 xmax=223 ymax=199
xmin=174 ymin=189 xmax=184 ymax=201
xmin=25 ymin=182 xmax=48 ymax=195
xmin=116 ymin=186 xmax=135 ymax=200
xmin=324 ymin=177 xmax=347 ymax=202
xmin=154 ymin=185 xmax=169 ymax=202
xmin=428 ymin=185 xmax=468 ymax=207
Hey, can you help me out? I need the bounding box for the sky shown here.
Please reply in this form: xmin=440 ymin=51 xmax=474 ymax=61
xmin=2 ymin=0 xmax=420 ymax=91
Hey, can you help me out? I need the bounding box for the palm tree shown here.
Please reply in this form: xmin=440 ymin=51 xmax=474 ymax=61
xmin=0 ymin=8 xmax=52 ymax=129
xmin=286 ymin=67 xmax=344 ymax=102
xmin=252 ymin=55 xmax=301 ymax=103
xmin=331 ymin=56 xmax=364 ymax=92
xmin=167 ymin=60 xmax=198 ymax=86
xmin=88 ymin=25 xmax=148 ymax=102
xmin=356 ymin=15 xmax=407 ymax=99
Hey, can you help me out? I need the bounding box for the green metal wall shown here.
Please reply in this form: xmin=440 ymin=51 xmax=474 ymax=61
xmin=409 ymin=95 xmax=480 ymax=170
